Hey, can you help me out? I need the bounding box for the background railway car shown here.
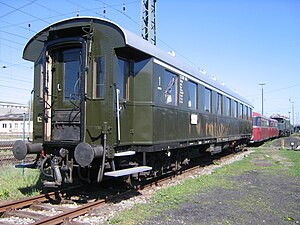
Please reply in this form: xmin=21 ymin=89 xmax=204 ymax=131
xmin=12 ymin=17 xmax=253 ymax=187
xmin=270 ymin=114 xmax=292 ymax=136
xmin=251 ymin=112 xmax=279 ymax=143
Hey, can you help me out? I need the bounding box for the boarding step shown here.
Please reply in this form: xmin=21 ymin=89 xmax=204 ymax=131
xmin=43 ymin=181 xmax=58 ymax=188
xmin=114 ymin=151 xmax=136 ymax=157
xmin=104 ymin=166 xmax=152 ymax=177
xmin=15 ymin=162 xmax=36 ymax=169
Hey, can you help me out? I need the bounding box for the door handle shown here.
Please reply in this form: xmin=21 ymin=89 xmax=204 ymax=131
xmin=57 ymin=83 xmax=61 ymax=92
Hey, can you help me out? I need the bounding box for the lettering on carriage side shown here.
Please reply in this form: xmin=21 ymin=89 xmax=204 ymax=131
xmin=206 ymin=122 xmax=214 ymax=136
xmin=179 ymin=75 xmax=185 ymax=104
xmin=157 ymin=76 xmax=162 ymax=90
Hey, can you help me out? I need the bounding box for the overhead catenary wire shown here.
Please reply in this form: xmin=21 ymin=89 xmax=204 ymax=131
xmin=248 ymin=84 xmax=300 ymax=98
xmin=0 ymin=60 xmax=32 ymax=69
xmin=0 ymin=1 xmax=270 ymax=100
xmin=0 ymin=0 xmax=297 ymax=120
xmin=1 ymin=37 xmax=24 ymax=46
xmin=0 ymin=42 xmax=20 ymax=52
xmin=0 ymin=73 xmax=32 ymax=84
xmin=0 ymin=0 xmax=37 ymax=19
xmin=0 ymin=0 xmax=49 ymax=24
xmin=0 ymin=30 xmax=28 ymax=40
xmin=33 ymin=2 xmax=67 ymax=17
xmin=0 ymin=84 xmax=31 ymax=92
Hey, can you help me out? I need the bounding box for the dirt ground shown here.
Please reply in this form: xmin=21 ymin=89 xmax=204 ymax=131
xmin=142 ymin=137 xmax=300 ymax=225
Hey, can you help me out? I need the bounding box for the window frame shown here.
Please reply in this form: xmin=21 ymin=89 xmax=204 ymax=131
xmin=62 ymin=48 xmax=82 ymax=101
xmin=187 ymin=80 xmax=197 ymax=110
xmin=93 ymin=56 xmax=105 ymax=99
xmin=217 ymin=93 xmax=223 ymax=115
xmin=232 ymin=100 xmax=236 ymax=118
xmin=239 ymin=103 xmax=244 ymax=119
xmin=224 ymin=97 xmax=231 ymax=117
xmin=164 ymin=70 xmax=178 ymax=106
xmin=204 ymin=88 xmax=212 ymax=113
xmin=117 ymin=58 xmax=130 ymax=101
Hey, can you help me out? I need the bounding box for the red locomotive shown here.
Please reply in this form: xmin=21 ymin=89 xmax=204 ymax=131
xmin=251 ymin=112 xmax=279 ymax=143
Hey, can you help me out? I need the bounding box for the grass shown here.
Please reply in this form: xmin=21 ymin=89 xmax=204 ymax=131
xmin=0 ymin=164 xmax=42 ymax=202
xmin=0 ymin=138 xmax=299 ymax=223
xmin=278 ymin=149 xmax=300 ymax=176
xmin=110 ymin=164 xmax=239 ymax=224
xmin=110 ymin=141 xmax=300 ymax=225
xmin=110 ymin=174 xmax=228 ymax=225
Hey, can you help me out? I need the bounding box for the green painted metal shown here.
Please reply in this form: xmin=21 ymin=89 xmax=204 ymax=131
xmin=26 ymin=18 xmax=252 ymax=157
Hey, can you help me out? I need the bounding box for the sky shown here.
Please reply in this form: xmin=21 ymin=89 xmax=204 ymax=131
xmin=0 ymin=0 xmax=299 ymax=124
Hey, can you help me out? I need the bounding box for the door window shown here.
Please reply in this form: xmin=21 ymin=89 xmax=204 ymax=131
xmin=93 ymin=56 xmax=105 ymax=99
xmin=63 ymin=48 xmax=81 ymax=101
xmin=117 ymin=58 xmax=130 ymax=101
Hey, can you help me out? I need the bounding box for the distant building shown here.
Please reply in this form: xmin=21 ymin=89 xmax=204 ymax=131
xmin=0 ymin=102 xmax=32 ymax=139
xmin=0 ymin=101 xmax=28 ymax=116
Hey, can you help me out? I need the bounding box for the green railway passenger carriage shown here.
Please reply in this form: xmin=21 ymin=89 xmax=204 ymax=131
xmin=13 ymin=17 xmax=253 ymax=187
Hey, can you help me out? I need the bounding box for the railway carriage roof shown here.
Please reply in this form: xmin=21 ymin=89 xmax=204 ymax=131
xmin=24 ymin=16 xmax=252 ymax=107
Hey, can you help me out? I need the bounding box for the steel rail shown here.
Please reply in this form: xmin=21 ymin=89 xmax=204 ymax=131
xmin=0 ymin=192 xmax=56 ymax=214
xmin=30 ymin=198 xmax=107 ymax=225
xmin=30 ymin=189 xmax=136 ymax=225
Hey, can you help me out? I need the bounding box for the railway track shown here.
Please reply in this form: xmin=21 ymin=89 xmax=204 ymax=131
xmin=0 ymin=155 xmax=35 ymax=165
xmin=0 ymin=188 xmax=139 ymax=225
xmin=28 ymin=197 xmax=107 ymax=225
xmin=0 ymin=192 xmax=57 ymax=214
xmin=0 ymin=149 xmax=250 ymax=224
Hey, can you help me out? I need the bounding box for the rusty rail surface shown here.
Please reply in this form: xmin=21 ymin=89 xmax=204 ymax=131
xmin=0 ymin=192 xmax=57 ymax=214
xmin=31 ymin=190 xmax=137 ymax=225
xmin=31 ymin=198 xmax=107 ymax=225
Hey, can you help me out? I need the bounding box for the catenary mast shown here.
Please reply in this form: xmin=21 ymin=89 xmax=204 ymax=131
xmin=140 ymin=0 xmax=157 ymax=45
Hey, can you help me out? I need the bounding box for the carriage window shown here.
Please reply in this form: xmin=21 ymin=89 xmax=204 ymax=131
xmin=63 ymin=48 xmax=81 ymax=101
xmin=204 ymin=88 xmax=212 ymax=113
xmin=164 ymin=70 xmax=178 ymax=106
xmin=245 ymin=106 xmax=248 ymax=120
xmin=239 ymin=103 xmax=243 ymax=119
xmin=117 ymin=58 xmax=130 ymax=101
xmin=224 ymin=97 xmax=231 ymax=117
xmin=217 ymin=93 xmax=222 ymax=115
xmin=188 ymin=80 xmax=197 ymax=109
xmin=249 ymin=108 xmax=252 ymax=120
xmin=262 ymin=118 xmax=268 ymax=127
xmin=93 ymin=56 xmax=105 ymax=98
xmin=253 ymin=117 xmax=261 ymax=126
xmin=232 ymin=100 xmax=236 ymax=117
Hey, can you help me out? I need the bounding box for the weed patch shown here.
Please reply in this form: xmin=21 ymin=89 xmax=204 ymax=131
xmin=0 ymin=165 xmax=41 ymax=202
xmin=278 ymin=150 xmax=300 ymax=176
